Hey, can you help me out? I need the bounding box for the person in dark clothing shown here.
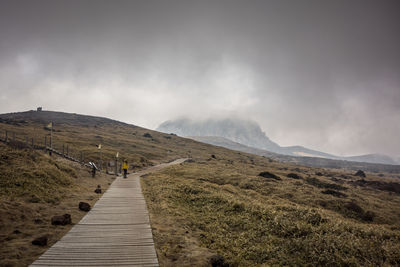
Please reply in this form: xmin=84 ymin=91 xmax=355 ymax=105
xmin=89 ymin=162 xmax=97 ymax=178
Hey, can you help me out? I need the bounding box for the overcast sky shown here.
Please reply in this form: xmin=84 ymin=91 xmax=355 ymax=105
xmin=0 ymin=0 xmax=399 ymax=157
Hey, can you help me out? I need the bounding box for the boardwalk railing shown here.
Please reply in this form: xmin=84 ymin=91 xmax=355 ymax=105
xmin=0 ymin=129 xmax=121 ymax=174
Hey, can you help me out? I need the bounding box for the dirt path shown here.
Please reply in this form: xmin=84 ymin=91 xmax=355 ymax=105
xmin=30 ymin=158 xmax=186 ymax=267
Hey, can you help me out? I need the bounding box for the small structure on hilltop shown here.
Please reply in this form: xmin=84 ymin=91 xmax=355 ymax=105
xmin=37 ymin=107 xmax=42 ymax=112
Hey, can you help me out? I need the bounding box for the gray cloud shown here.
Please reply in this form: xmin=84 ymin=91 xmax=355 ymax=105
xmin=0 ymin=0 xmax=399 ymax=157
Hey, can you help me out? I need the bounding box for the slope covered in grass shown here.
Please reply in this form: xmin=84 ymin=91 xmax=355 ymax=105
xmin=1 ymin=110 xmax=400 ymax=266
xmin=0 ymin=143 xmax=77 ymax=203
xmin=0 ymin=110 xmax=222 ymax=167
xmin=143 ymin=157 xmax=400 ymax=266
xmin=0 ymin=142 xmax=115 ymax=266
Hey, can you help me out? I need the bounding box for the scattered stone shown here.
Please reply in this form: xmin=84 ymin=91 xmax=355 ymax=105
xmin=210 ymin=254 xmax=229 ymax=267
xmin=32 ymin=235 xmax=48 ymax=246
xmin=13 ymin=229 xmax=21 ymax=234
xmin=185 ymin=159 xmax=195 ymax=163
xmin=34 ymin=218 xmax=43 ymax=224
xmin=143 ymin=133 xmax=152 ymax=138
xmin=315 ymin=172 xmax=323 ymax=176
xmin=258 ymin=171 xmax=281 ymax=180
xmin=287 ymin=173 xmax=302 ymax=179
xmin=354 ymin=170 xmax=366 ymax=177
xmin=79 ymin=202 xmax=91 ymax=212
xmin=211 ymin=154 xmax=217 ymax=159
xmin=51 ymin=214 xmax=71 ymax=225
xmin=94 ymin=185 xmax=102 ymax=194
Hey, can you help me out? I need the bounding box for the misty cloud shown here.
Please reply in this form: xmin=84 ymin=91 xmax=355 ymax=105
xmin=0 ymin=0 xmax=399 ymax=157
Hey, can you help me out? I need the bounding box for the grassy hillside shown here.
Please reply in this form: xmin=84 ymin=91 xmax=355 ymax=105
xmin=1 ymin=110 xmax=400 ymax=266
xmin=0 ymin=142 xmax=116 ymax=266
xmin=143 ymin=157 xmax=400 ymax=266
xmin=190 ymin=136 xmax=400 ymax=173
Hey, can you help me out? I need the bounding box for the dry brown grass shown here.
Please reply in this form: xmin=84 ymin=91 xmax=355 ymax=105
xmin=1 ymin=110 xmax=400 ymax=266
xmin=0 ymin=143 xmax=115 ymax=266
xmin=142 ymin=157 xmax=400 ymax=266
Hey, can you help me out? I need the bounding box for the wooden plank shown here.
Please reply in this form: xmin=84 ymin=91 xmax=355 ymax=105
xmin=30 ymin=159 xmax=186 ymax=267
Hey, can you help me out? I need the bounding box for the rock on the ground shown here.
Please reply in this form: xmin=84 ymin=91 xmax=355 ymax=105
xmin=94 ymin=184 xmax=102 ymax=194
xmin=354 ymin=170 xmax=366 ymax=177
xmin=32 ymin=235 xmax=48 ymax=246
xmin=79 ymin=202 xmax=91 ymax=211
xmin=34 ymin=218 xmax=43 ymax=224
xmin=210 ymin=255 xmax=229 ymax=267
xmin=143 ymin=133 xmax=152 ymax=138
xmin=51 ymin=214 xmax=71 ymax=225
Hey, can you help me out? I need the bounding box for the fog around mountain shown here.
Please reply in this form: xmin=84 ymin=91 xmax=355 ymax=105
xmin=157 ymin=118 xmax=281 ymax=152
xmin=157 ymin=118 xmax=399 ymax=165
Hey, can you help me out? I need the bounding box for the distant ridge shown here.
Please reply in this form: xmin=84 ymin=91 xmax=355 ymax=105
xmin=189 ymin=136 xmax=400 ymax=173
xmin=157 ymin=118 xmax=399 ymax=166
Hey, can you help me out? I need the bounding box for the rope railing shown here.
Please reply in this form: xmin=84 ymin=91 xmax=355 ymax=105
xmin=0 ymin=129 xmax=122 ymax=175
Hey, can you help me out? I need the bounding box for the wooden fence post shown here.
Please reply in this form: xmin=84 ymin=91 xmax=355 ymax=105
xmin=62 ymin=144 xmax=65 ymax=155
xmin=45 ymin=136 xmax=47 ymax=147
xmin=12 ymin=132 xmax=15 ymax=141
xmin=31 ymin=138 xmax=34 ymax=148
xmin=5 ymin=131 xmax=8 ymax=142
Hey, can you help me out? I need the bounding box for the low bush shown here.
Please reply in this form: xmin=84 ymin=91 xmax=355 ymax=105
xmin=306 ymin=177 xmax=347 ymax=191
xmin=287 ymin=173 xmax=302 ymax=179
xmin=321 ymin=189 xmax=347 ymax=198
xmin=258 ymin=171 xmax=281 ymax=180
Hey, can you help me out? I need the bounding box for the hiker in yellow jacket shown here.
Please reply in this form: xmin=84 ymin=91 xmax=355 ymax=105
xmin=123 ymin=160 xmax=129 ymax=178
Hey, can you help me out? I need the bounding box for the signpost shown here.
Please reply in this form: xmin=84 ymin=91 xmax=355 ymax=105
xmin=98 ymin=144 xmax=102 ymax=170
xmin=115 ymin=152 xmax=119 ymax=176
xmin=48 ymin=122 xmax=53 ymax=156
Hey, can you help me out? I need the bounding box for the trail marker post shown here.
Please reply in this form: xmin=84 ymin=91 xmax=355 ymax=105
xmin=115 ymin=152 xmax=119 ymax=176
xmin=47 ymin=122 xmax=53 ymax=156
xmin=98 ymin=144 xmax=102 ymax=170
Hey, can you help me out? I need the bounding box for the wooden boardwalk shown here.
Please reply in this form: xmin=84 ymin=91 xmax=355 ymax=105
xmin=30 ymin=159 xmax=186 ymax=267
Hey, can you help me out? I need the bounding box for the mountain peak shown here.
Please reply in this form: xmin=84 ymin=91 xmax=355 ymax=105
xmin=157 ymin=117 xmax=281 ymax=151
